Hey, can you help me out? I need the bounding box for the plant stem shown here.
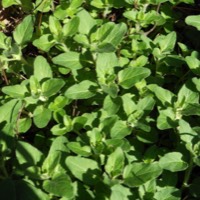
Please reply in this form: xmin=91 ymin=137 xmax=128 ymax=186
xmin=182 ymin=152 xmax=194 ymax=189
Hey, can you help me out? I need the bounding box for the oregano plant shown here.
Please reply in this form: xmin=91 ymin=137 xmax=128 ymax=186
xmin=0 ymin=0 xmax=200 ymax=199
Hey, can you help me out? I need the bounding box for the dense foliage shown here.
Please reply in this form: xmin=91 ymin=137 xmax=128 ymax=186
xmin=0 ymin=0 xmax=200 ymax=199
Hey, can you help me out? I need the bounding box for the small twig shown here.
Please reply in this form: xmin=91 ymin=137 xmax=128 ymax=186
xmin=72 ymin=100 xmax=78 ymax=117
xmin=144 ymin=3 xmax=161 ymax=36
xmin=1 ymin=69 xmax=9 ymax=85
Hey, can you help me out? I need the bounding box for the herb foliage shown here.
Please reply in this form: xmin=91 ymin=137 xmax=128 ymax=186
xmin=0 ymin=0 xmax=200 ymax=199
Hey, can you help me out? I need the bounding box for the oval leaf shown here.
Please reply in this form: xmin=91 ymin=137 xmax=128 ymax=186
xmin=118 ymin=67 xmax=150 ymax=89
xmin=159 ymin=152 xmax=188 ymax=172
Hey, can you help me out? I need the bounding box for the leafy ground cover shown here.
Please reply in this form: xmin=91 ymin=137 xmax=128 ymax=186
xmin=0 ymin=0 xmax=200 ymax=199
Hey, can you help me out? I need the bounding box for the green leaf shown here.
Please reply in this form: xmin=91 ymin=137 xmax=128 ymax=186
xmin=123 ymin=162 xmax=162 ymax=187
xmin=77 ymin=9 xmax=96 ymax=34
xmin=159 ymin=152 xmax=188 ymax=172
xmin=0 ymin=32 xmax=8 ymax=49
xmin=35 ymin=0 xmax=52 ymax=12
xmin=185 ymin=15 xmax=200 ymax=31
xmin=65 ymin=156 xmax=101 ymax=185
xmin=118 ymin=67 xmax=150 ymax=89
xmin=52 ymin=52 xmax=82 ymax=70
xmin=136 ymin=130 xmax=158 ymax=143
xmin=185 ymin=56 xmax=200 ymax=75
xmin=110 ymin=120 xmax=132 ymax=139
xmin=177 ymin=80 xmax=199 ymax=107
xmin=51 ymin=124 xmax=68 ymax=135
xmin=157 ymin=108 xmax=176 ymax=130
xmin=178 ymin=119 xmax=198 ymax=144
xmin=96 ymin=52 xmax=118 ymax=80
xmin=181 ymin=103 xmax=200 ymax=116
xmin=148 ymin=84 xmax=175 ymax=106
xmin=157 ymin=31 xmax=177 ymax=53
xmin=2 ymin=0 xmax=19 ymax=8
xmin=0 ymin=99 xmax=22 ymax=123
xmin=110 ymin=184 xmax=133 ymax=200
xmin=63 ymin=17 xmax=80 ymax=37
xmin=2 ymin=84 xmax=28 ymax=99
xmin=16 ymin=141 xmax=43 ymax=165
xmin=103 ymin=95 xmax=121 ymax=116
xmin=33 ymin=105 xmax=52 ymax=128
xmin=49 ymin=15 xmax=62 ymax=37
xmin=99 ymin=23 xmax=127 ymax=47
xmin=18 ymin=117 xmax=32 ymax=133
xmin=121 ymin=93 xmax=137 ymax=116
xmin=43 ymin=173 xmax=75 ymax=199
xmin=101 ymin=83 xmax=119 ymax=98
xmin=42 ymin=136 xmax=68 ymax=176
xmin=67 ymin=142 xmax=91 ymax=157
xmin=13 ymin=15 xmax=35 ymax=45
xmin=105 ymin=147 xmax=124 ymax=178
xmin=41 ymin=78 xmax=65 ymax=98
xmin=154 ymin=187 xmax=181 ymax=200
xmin=65 ymin=80 xmax=98 ymax=99
xmin=97 ymin=23 xmax=127 ymax=52
xmin=34 ymin=56 xmax=53 ymax=81
xmin=33 ymin=34 xmax=55 ymax=52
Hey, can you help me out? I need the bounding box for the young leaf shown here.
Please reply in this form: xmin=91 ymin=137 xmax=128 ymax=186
xmin=185 ymin=15 xmax=200 ymax=31
xmin=13 ymin=15 xmax=35 ymax=45
xmin=2 ymin=0 xmax=19 ymax=8
xmin=159 ymin=152 xmax=188 ymax=172
xmin=18 ymin=117 xmax=32 ymax=133
xmin=67 ymin=142 xmax=91 ymax=157
xmin=185 ymin=56 xmax=200 ymax=75
xmin=2 ymin=84 xmax=28 ymax=99
xmin=65 ymin=156 xmax=101 ymax=185
xmin=157 ymin=108 xmax=176 ymax=130
xmin=33 ymin=105 xmax=52 ymax=128
xmin=33 ymin=34 xmax=55 ymax=52
xmin=118 ymin=67 xmax=150 ymax=89
xmin=52 ymin=52 xmax=82 ymax=70
xmin=97 ymin=23 xmax=127 ymax=52
xmin=148 ymin=84 xmax=175 ymax=106
xmin=110 ymin=184 xmax=133 ymax=200
xmin=43 ymin=173 xmax=75 ymax=199
xmin=157 ymin=31 xmax=177 ymax=53
xmin=103 ymin=95 xmax=121 ymax=116
xmin=0 ymin=32 xmax=8 ymax=49
xmin=96 ymin=52 xmax=118 ymax=80
xmin=77 ymin=9 xmax=96 ymax=34
xmin=123 ymin=162 xmax=162 ymax=187
xmin=154 ymin=187 xmax=181 ymax=200
xmin=49 ymin=15 xmax=62 ymax=38
xmin=65 ymin=80 xmax=98 ymax=99
xmin=177 ymin=80 xmax=199 ymax=108
xmin=110 ymin=120 xmax=132 ymax=139
xmin=99 ymin=23 xmax=127 ymax=47
xmin=34 ymin=56 xmax=52 ymax=81
xmin=41 ymin=79 xmax=65 ymax=98
xmin=63 ymin=17 xmax=80 ymax=37
xmin=16 ymin=141 xmax=43 ymax=165
xmin=105 ymin=147 xmax=124 ymax=178
xmin=42 ymin=136 xmax=69 ymax=175
xmin=35 ymin=0 xmax=52 ymax=12
xmin=0 ymin=99 xmax=22 ymax=123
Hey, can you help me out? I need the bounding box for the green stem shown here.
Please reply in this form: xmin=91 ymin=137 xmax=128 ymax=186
xmin=0 ymin=157 xmax=9 ymax=178
xmin=20 ymin=56 xmax=30 ymax=66
xmin=182 ymin=153 xmax=193 ymax=189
